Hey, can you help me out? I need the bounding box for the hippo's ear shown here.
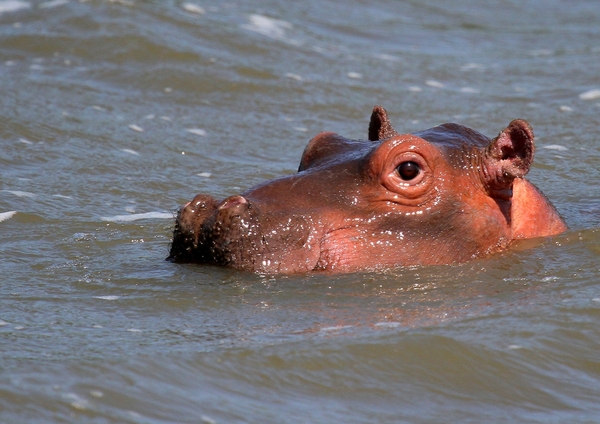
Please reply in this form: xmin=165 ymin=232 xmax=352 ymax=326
xmin=483 ymin=119 xmax=535 ymax=194
xmin=368 ymin=105 xmax=398 ymax=141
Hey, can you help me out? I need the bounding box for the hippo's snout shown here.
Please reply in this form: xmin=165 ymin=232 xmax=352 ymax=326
xmin=168 ymin=194 xmax=261 ymax=266
xmin=168 ymin=194 xmax=218 ymax=263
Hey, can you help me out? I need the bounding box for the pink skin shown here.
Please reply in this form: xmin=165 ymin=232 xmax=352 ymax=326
xmin=168 ymin=106 xmax=567 ymax=274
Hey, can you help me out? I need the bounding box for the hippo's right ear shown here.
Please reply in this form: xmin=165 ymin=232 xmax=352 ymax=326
xmin=368 ymin=105 xmax=398 ymax=141
xmin=483 ymin=119 xmax=535 ymax=195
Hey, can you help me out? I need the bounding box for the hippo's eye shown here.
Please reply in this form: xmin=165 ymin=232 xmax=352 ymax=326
xmin=397 ymin=161 xmax=420 ymax=180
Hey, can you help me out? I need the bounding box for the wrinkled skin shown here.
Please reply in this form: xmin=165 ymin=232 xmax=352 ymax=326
xmin=168 ymin=105 xmax=567 ymax=274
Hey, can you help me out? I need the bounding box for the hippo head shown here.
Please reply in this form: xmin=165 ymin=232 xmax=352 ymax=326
xmin=168 ymin=106 xmax=566 ymax=274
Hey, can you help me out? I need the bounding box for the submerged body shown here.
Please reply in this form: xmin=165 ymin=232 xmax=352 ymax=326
xmin=169 ymin=106 xmax=566 ymax=274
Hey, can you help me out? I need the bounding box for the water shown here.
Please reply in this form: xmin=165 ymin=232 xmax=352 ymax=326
xmin=1 ymin=0 xmax=600 ymax=422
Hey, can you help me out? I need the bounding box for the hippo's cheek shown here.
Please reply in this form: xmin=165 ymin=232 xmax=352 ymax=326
xmin=257 ymin=215 xmax=321 ymax=273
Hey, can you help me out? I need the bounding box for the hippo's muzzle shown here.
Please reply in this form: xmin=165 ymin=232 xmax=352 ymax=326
xmin=168 ymin=194 xmax=261 ymax=266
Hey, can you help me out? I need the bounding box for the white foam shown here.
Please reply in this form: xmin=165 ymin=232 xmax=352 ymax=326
xmin=559 ymin=105 xmax=573 ymax=112
xmin=374 ymin=322 xmax=401 ymax=328
xmin=0 ymin=1 xmax=30 ymax=14
xmin=541 ymin=276 xmax=560 ymax=282
xmin=182 ymin=3 xmax=204 ymax=14
xmin=93 ymin=295 xmax=120 ymax=300
xmin=460 ymin=87 xmax=480 ymax=94
xmin=200 ymin=415 xmax=218 ymax=424
xmin=120 ymin=148 xmax=139 ymax=156
xmin=100 ymin=212 xmax=172 ymax=222
xmin=197 ymin=172 xmax=212 ymax=178
xmin=39 ymin=0 xmax=68 ymax=9
xmin=347 ymin=72 xmax=362 ymax=79
xmin=64 ymin=393 xmax=90 ymax=411
xmin=242 ymin=14 xmax=293 ymax=40
xmin=579 ymin=89 xmax=600 ymax=100
xmin=426 ymin=79 xmax=444 ymax=88
xmin=18 ymin=138 xmax=32 ymax=144
xmin=187 ymin=128 xmax=207 ymax=136
xmin=461 ymin=62 xmax=484 ymax=71
xmin=320 ymin=325 xmax=354 ymax=332
xmin=285 ymin=72 xmax=303 ymax=81
xmin=408 ymin=86 xmax=422 ymax=92
xmin=3 ymin=190 xmax=35 ymax=198
xmin=541 ymin=144 xmax=567 ymax=151
xmin=0 ymin=211 xmax=17 ymax=222
xmin=128 ymin=124 xmax=144 ymax=132
xmin=508 ymin=344 xmax=522 ymax=349
xmin=373 ymin=53 xmax=399 ymax=62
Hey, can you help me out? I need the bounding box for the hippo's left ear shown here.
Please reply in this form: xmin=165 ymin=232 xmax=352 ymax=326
xmin=368 ymin=105 xmax=399 ymax=141
xmin=483 ymin=119 xmax=535 ymax=194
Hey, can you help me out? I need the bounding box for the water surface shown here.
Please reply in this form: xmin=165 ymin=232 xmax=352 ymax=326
xmin=1 ymin=0 xmax=600 ymax=422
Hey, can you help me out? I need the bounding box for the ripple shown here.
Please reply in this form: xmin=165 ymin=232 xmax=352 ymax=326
xmin=0 ymin=1 xmax=30 ymax=15
xmin=100 ymin=212 xmax=173 ymax=222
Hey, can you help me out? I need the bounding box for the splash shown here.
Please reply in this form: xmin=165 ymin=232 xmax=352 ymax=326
xmin=0 ymin=211 xmax=17 ymax=222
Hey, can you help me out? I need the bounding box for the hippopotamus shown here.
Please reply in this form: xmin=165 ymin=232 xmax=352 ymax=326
xmin=168 ymin=105 xmax=567 ymax=274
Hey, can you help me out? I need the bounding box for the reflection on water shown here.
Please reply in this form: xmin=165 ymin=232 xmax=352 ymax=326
xmin=1 ymin=0 xmax=600 ymax=422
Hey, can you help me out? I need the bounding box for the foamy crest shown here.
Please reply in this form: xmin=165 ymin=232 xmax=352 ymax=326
xmin=542 ymin=144 xmax=567 ymax=151
xmin=182 ymin=3 xmax=204 ymax=14
xmin=0 ymin=1 xmax=30 ymax=14
xmin=242 ymin=14 xmax=293 ymax=40
xmin=579 ymin=89 xmax=600 ymax=100
xmin=128 ymin=124 xmax=144 ymax=132
xmin=187 ymin=128 xmax=207 ymax=136
xmin=93 ymin=295 xmax=120 ymax=300
xmin=120 ymin=148 xmax=139 ymax=156
xmin=39 ymin=0 xmax=68 ymax=9
xmin=285 ymin=73 xmax=303 ymax=81
xmin=100 ymin=212 xmax=173 ymax=222
xmin=3 ymin=190 xmax=35 ymax=198
xmin=426 ymin=80 xmax=445 ymax=88
xmin=0 ymin=211 xmax=17 ymax=222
